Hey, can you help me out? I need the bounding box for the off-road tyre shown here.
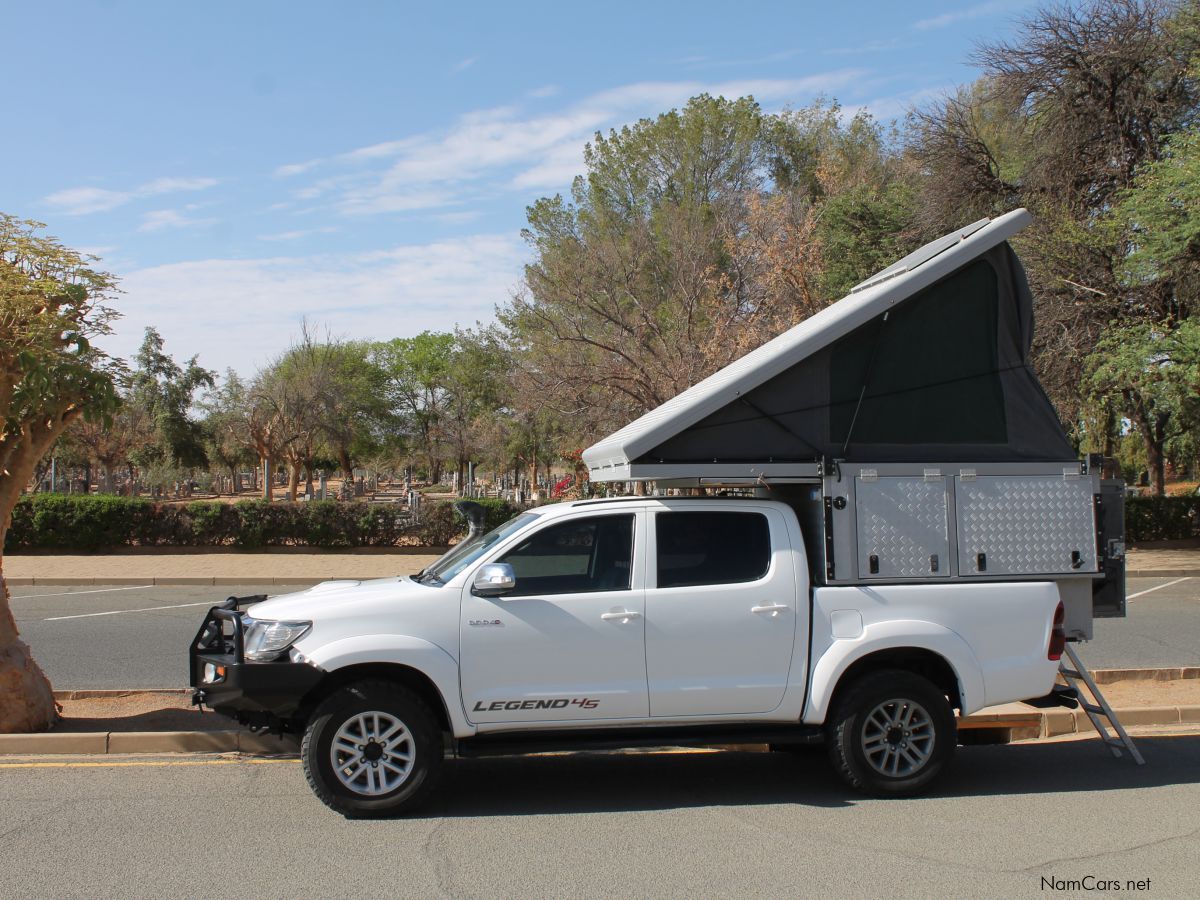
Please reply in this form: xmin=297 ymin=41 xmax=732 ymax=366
xmin=826 ymin=669 xmax=955 ymax=797
xmin=302 ymin=680 xmax=443 ymax=817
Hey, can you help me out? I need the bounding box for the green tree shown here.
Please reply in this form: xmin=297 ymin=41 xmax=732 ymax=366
xmin=129 ymin=327 xmax=215 ymax=474
xmin=501 ymin=94 xmax=915 ymax=446
xmin=308 ymin=340 xmax=393 ymax=482
xmin=373 ymin=332 xmax=455 ymax=482
xmin=439 ymin=330 xmax=508 ymax=488
xmin=910 ymin=0 xmax=1200 ymax=428
xmin=0 ymin=215 xmax=120 ymax=733
xmin=200 ymin=370 xmax=258 ymax=494
xmin=1086 ymin=319 xmax=1200 ymax=494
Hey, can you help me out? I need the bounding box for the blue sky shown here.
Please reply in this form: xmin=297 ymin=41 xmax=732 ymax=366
xmin=2 ymin=0 xmax=1039 ymax=377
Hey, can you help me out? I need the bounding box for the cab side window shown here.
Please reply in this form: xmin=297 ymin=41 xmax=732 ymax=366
xmin=656 ymin=511 xmax=771 ymax=588
xmin=500 ymin=514 xmax=634 ymax=596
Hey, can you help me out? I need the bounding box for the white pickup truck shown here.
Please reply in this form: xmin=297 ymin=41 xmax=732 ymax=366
xmin=191 ymin=495 xmax=1067 ymax=817
xmin=192 ymin=210 xmax=1120 ymax=816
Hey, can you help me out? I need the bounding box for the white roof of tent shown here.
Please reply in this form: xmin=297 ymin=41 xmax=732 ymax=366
xmin=582 ymin=209 xmax=1032 ymax=480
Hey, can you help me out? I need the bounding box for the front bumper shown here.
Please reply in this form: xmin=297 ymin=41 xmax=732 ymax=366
xmin=190 ymin=597 xmax=324 ymax=725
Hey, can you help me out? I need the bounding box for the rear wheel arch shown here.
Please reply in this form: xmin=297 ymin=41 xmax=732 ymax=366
xmin=828 ymin=647 xmax=965 ymax=717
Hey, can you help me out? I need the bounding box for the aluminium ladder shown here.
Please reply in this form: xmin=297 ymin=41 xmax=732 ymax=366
xmin=1059 ymin=643 xmax=1145 ymax=765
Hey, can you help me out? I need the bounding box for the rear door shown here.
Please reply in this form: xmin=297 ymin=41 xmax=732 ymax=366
xmin=460 ymin=510 xmax=648 ymax=724
xmin=645 ymin=505 xmax=799 ymax=717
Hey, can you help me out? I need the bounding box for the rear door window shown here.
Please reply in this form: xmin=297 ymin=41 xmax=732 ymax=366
xmin=656 ymin=511 xmax=771 ymax=588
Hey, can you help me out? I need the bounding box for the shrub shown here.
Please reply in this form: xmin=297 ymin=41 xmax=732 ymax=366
xmin=1124 ymin=495 xmax=1200 ymax=542
xmin=2 ymin=494 xmax=521 ymax=551
xmin=4 ymin=494 xmax=153 ymax=552
xmin=185 ymin=501 xmax=241 ymax=545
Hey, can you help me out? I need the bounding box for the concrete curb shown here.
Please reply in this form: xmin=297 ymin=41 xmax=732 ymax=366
xmin=1090 ymin=667 xmax=1200 ymax=684
xmin=0 ymin=730 xmax=299 ymax=755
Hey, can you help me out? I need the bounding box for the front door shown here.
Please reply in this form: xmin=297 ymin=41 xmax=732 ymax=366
xmin=645 ymin=505 xmax=799 ymax=717
xmin=460 ymin=510 xmax=648 ymax=724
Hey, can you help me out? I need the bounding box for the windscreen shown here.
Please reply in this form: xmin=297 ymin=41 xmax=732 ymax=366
xmin=418 ymin=512 xmax=540 ymax=584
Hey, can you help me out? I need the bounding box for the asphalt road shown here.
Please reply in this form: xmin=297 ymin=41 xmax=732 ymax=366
xmin=8 ymin=576 xmax=1200 ymax=690
xmin=9 ymin=583 xmax=313 ymax=690
xmin=1 ymin=736 xmax=1198 ymax=899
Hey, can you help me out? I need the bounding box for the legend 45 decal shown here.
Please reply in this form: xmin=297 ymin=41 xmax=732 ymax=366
xmin=472 ymin=697 xmax=600 ymax=712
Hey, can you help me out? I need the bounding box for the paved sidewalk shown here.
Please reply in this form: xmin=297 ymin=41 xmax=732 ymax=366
xmin=1124 ymin=547 xmax=1200 ymax=576
xmin=1 ymin=545 xmax=1197 ymax=585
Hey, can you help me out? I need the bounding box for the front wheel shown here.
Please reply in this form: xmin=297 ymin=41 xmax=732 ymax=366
xmin=827 ymin=670 xmax=955 ymax=797
xmin=301 ymin=680 xmax=443 ymax=817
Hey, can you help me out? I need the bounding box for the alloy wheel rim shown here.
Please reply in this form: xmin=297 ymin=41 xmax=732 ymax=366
xmin=330 ymin=711 xmax=414 ymax=796
xmin=860 ymin=698 xmax=935 ymax=777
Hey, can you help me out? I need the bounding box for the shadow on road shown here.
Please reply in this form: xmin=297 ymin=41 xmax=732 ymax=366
xmin=410 ymin=734 xmax=1200 ymax=818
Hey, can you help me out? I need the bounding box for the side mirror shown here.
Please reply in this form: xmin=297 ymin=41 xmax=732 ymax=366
xmin=472 ymin=563 xmax=516 ymax=597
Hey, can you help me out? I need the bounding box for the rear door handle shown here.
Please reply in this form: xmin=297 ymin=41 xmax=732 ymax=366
xmin=751 ymin=603 xmax=789 ymax=616
xmin=601 ymin=609 xmax=642 ymax=622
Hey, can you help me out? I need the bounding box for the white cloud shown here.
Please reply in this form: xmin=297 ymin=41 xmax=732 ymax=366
xmin=45 ymin=175 xmax=220 ymax=215
xmin=433 ymin=210 xmax=483 ymax=225
xmin=914 ymin=2 xmax=1007 ymax=31
xmin=294 ymin=70 xmax=867 ymax=215
xmin=42 ymin=187 xmax=130 ymax=215
xmin=257 ymin=227 xmax=338 ymax=241
xmin=138 ymin=176 xmax=219 ymax=193
xmin=452 ymin=56 xmax=478 ymax=73
xmin=839 ymin=86 xmax=949 ymax=123
xmin=824 ymin=38 xmax=909 ymax=56
xmin=105 ymin=234 xmax=526 ymax=375
xmin=527 ymin=84 xmax=560 ymax=99
xmin=274 ymin=160 xmax=321 ymax=177
xmin=138 ymin=207 xmax=219 ymax=232
xmin=76 ymin=245 xmax=118 ymax=259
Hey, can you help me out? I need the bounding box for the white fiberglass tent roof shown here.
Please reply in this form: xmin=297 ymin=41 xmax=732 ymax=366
xmin=583 ymin=208 xmax=1075 ymax=482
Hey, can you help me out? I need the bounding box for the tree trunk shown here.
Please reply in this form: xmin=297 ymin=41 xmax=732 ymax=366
xmin=304 ymin=463 xmax=314 ymax=499
xmin=1126 ymin=393 xmax=1169 ymax=496
xmin=1147 ymin=438 xmax=1167 ymax=496
xmin=287 ymin=462 xmax=301 ymax=502
xmin=339 ymin=449 xmax=353 ymax=484
xmin=0 ymin=565 xmax=57 ymax=733
xmin=102 ymin=462 xmax=114 ymax=494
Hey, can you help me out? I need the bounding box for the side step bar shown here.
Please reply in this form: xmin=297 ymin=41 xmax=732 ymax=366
xmin=1059 ymin=643 xmax=1145 ymax=765
xmin=453 ymin=724 xmax=824 ymax=759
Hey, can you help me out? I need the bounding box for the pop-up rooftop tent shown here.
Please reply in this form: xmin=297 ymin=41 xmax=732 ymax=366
xmin=583 ymin=209 xmax=1074 ymax=483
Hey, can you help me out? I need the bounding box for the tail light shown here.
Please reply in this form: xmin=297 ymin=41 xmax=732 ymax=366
xmin=1047 ymin=601 xmax=1066 ymax=661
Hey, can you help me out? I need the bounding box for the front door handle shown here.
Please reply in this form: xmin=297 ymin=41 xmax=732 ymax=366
xmin=751 ymin=603 xmax=789 ymax=616
xmin=601 ymin=609 xmax=642 ymax=622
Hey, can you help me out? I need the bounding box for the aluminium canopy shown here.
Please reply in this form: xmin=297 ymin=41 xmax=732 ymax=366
xmin=582 ymin=209 xmax=1075 ymax=483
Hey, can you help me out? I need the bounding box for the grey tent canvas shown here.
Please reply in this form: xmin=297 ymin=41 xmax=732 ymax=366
xmin=583 ymin=209 xmax=1074 ymax=482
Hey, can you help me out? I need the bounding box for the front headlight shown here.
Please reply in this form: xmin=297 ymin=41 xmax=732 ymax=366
xmin=242 ymin=617 xmax=312 ymax=662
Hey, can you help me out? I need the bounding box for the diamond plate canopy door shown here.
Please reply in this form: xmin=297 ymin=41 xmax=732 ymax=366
xmin=956 ymin=475 xmax=1098 ymax=576
xmin=855 ymin=476 xmax=950 ymax=579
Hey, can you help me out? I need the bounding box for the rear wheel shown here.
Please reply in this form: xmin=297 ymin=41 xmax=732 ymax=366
xmin=827 ymin=670 xmax=955 ymax=797
xmin=301 ymin=680 xmax=443 ymax=817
